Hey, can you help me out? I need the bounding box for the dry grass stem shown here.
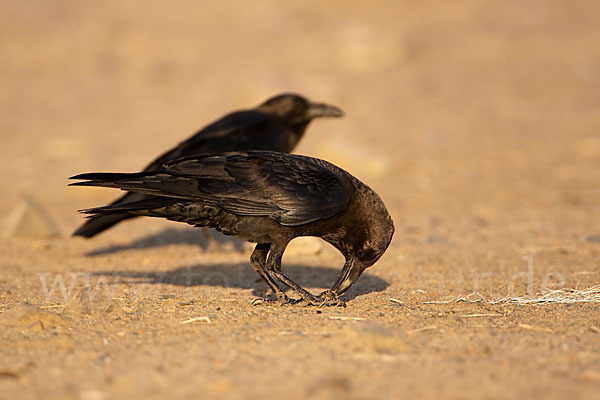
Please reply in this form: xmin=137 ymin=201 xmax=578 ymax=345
xmin=407 ymin=325 xmax=438 ymax=334
xmin=328 ymin=316 xmax=366 ymax=321
xmin=180 ymin=316 xmax=212 ymax=324
xmin=422 ymin=286 xmax=600 ymax=305
xmin=460 ymin=313 xmax=503 ymax=318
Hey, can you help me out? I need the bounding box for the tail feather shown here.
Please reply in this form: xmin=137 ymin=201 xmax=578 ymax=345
xmin=80 ymin=196 xmax=180 ymax=216
xmin=72 ymin=213 xmax=136 ymax=238
xmin=71 ymin=190 xmax=170 ymax=238
xmin=70 ymin=170 xmax=198 ymax=238
xmin=69 ymin=171 xmax=195 ymax=200
xmin=69 ymin=172 xmax=153 ymax=181
xmin=68 ymin=172 xmax=159 ymax=191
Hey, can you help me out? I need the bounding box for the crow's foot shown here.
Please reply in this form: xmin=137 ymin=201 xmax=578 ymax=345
xmin=296 ymin=290 xmax=346 ymax=307
xmin=251 ymin=292 xmax=301 ymax=306
xmin=316 ymin=290 xmax=346 ymax=307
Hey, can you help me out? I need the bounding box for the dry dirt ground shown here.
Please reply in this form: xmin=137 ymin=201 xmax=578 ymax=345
xmin=1 ymin=1 xmax=600 ymax=399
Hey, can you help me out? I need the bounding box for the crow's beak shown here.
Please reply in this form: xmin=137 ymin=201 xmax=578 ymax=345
xmin=307 ymin=102 xmax=344 ymax=118
xmin=330 ymin=257 xmax=364 ymax=296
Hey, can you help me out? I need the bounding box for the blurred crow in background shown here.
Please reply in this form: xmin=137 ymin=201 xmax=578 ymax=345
xmin=70 ymin=151 xmax=394 ymax=306
xmin=73 ymin=93 xmax=344 ymax=238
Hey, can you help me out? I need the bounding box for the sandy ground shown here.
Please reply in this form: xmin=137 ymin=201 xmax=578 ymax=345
xmin=1 ymin=1 xmax=600 ymax=399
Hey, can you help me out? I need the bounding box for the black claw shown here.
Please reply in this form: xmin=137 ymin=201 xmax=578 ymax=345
xmin=288 ymin=290 xmax=346 ymax=307
xmin=251 ymin=293 xmax=302 ymax=306
xmin=251 ymin=297 xmax=281 ymax=306
xmin=280 ymin=297 xmax=303 ymax=306
xmin=251 ymin=297 xmax=270 ymax=306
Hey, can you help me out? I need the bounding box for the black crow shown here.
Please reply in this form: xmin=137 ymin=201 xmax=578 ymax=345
xmin=70 ymin=152 xmax=394 ymax=306
xmin=73 ymin=93 xmax=344 ymax=238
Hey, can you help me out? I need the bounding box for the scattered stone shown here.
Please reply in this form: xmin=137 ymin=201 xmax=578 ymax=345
xmin=585 ymin=235 xmax=600 ymax=243
xmin=0 ymin=303 xmax=69 ymax=330
xmin=306 ymin=376 xmax=351 ymax=398
xmin=79 ymin=390 xmax=107 ymax=400
xmin=1 ymin=198 xmax=60 ymax=238
xmin=0 ymin=369 xmax=21 ymax=380
xmin=0 ymin=362 xmax=34 ymax=383
xmin=62 ymin=286 xmax=125 ymax=319
xmin=427 ymin=235 xmax=452 ymax=245
xmin=342 ymin=321 xmax=407 ymax=354
xmin=580 ymin=370 xmax=600 ymax=382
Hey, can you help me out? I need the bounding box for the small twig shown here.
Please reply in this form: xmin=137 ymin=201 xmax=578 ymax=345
xmin=390 ymin=298 xmax=404 ymax=305
xmin=518 ymin=323 xmax=552 ymax=333
xmin=278 ymin=330 xmax=330 ymax=336
xmin=328 ymin=316 xmax=365 ymax=321
xmin=459 ymin=313 xmax=503 ymax=318
xmin=421 ymin=299 xmax=454 ymax=304
xmin=180 ymin=316 xmax=211 ymax=324
xmin=421 ymin=286 xmax=600 ymax=305
xmin=422 ymin=292 xmax=485 ymax=304
xmin=407 ymin=325 xmax=438 ymax=334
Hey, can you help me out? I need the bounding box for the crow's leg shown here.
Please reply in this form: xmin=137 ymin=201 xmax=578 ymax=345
xmin=265 ymin=243 xmax=324 ymax=305
xmin=250 ymin=243 xmax=291 ymax=304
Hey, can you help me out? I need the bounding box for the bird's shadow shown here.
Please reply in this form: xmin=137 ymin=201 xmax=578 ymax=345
xmin=86 ymin=227 xmax=244 ymax=257
xmin=91 ymin=262 xmax=389 ymax=301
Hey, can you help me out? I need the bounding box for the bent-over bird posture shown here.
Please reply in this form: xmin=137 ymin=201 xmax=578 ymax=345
xmin=73 ymin=93 xmax=344 ymax=238
xmin=70 ymin=152 xmax=394 ymax=306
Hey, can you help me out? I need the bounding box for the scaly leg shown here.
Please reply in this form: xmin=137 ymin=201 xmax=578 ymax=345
xmin=266 ymin=243 xmax=326 ymax=305
xmin=250 ymin=243 xmax=291 ymax=304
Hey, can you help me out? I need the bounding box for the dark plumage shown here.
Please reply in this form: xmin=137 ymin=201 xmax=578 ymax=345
xmin=73 ymin=93 xmax=343 ymax=238
xmin=70 ymin=152 xmax=394 ymax=306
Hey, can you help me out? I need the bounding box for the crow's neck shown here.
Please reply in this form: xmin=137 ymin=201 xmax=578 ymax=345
xmin=287 ymin=121 xmax=310 ymax=151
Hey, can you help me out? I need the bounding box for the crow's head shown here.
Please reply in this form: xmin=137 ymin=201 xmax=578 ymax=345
xmin=258 ymin=93 xmax=344 ymax=126
xmin=327 ymin=183 xmax=395 ymax=297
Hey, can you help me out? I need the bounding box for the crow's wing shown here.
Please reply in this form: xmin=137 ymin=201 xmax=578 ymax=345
xmin=143 ymin=111 xmax=289 ymax=172
xmin=71 ymin=152 xmax=353 ymax=227
xmin=167 ymin=152 xmax=352 ymax=225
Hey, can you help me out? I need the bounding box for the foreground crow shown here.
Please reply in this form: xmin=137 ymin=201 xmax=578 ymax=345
xmin=73 ymin=93 xmax=344 ymax=238
xmin=70 ymin=152 xmax=394 ymax=306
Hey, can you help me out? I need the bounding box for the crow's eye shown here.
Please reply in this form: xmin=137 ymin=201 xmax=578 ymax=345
xmin=357 ymin=249 xmax=365 ymax=258
xmin=295 ymin=102 xmax=305 ymax=110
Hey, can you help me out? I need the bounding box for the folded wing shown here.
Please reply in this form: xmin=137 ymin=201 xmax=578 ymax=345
xmin=71 ymin=152 xmax=352 ymax=227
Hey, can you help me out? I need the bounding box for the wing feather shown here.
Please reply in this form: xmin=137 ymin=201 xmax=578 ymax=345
xmin=71 ymin=152 xmax=352 ymax=227
xmin=163 ymin=152 xmax=351 ymax=226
